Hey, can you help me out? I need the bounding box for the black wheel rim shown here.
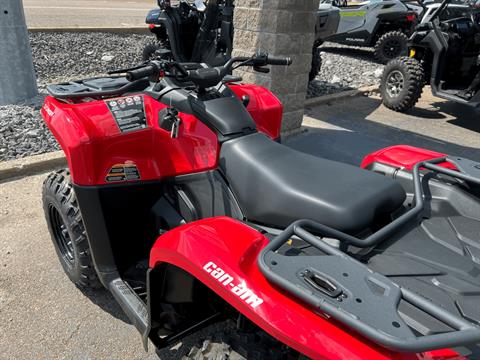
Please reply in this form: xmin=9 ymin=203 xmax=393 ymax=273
xmin=49 ymin=204 xmax=74 ymax=265
xmin=384 ymin=39 xmax=402 ymax=59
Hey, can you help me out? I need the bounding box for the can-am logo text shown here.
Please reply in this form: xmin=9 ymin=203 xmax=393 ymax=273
xmin=203 ymin=261 xmax=263 ymax=309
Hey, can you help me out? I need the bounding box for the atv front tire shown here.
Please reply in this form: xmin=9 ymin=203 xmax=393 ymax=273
xmin=42 ymin=170 xmax=101 ymax=289
xmin=374 ymin=31 xmax=408 ymax=64
xmin=380 ymin=56 xmax=424 ymax=112
xmin=159 ymin=320 xmax=305 ymax=359
xmin=309 ymin=46 xmax=322 ymax=82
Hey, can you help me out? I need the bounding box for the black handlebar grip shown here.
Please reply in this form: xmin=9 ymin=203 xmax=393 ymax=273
xmin=126 ymin=65 xmax=157 ymax=81
xmin=267 ymin=55 xmax=292 ymax=66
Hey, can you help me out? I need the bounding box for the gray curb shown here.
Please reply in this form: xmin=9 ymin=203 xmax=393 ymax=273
xmin=0 ymin=151 xmax=66 ymax=182
xmin=28 ymin=27 xmax=150 ymax=34
xmin=0 ymin=86 xmax=379 ymax=182
xmin=304 ymin=85 xmax=379 ymax=108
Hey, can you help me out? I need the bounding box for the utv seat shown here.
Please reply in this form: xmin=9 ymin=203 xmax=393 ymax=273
xmin=220 ymin=133 xmax=406 ymax=234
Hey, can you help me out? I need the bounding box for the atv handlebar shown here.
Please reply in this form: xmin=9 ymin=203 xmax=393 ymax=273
xmin=126 ymin=64 xmax=160 ymax=82
xmin=125 ymin=61 xmax=191 ymax=82
xmin=264 ymin=55 xmax=292 ymax=66
xmin=125 ymin=53 xmax=292 ymax=87
xmin=223 ymin=53 xmax=292 ymax=68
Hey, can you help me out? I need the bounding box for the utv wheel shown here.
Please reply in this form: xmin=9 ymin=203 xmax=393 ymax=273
xmin=142 ymin=43 xmax=161 ymax=61
xmin=309 ymin=46 xmax=322 ymax=82
xmin=42 ymin=169 xmax=101 ymax=289
xmin=380 ymin=56 xmax=424 ymax=112
xmin=374 ymin=31 xmax=408 ymax=64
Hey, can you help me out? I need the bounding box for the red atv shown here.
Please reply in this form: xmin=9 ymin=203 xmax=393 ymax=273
xmin=41 ymin=53 xmax=480 ymax=359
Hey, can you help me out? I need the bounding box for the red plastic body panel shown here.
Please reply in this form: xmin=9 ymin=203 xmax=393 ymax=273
xmin=42 ymin=94 xmax=219 ymax=186
xmin=149 ymin=217 xmax=462 ymax=360
xmin=229 ymin=83 xmax=283 ymax=140
xmin=41 ymin=84 xmax=282 ymax=186
xmin=361 ymin=145 xmax=456 ymax=170
xmin=41 ymin=85 xmax=283 ymax=185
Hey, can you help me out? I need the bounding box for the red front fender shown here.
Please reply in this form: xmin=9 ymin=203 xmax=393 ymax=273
xmin=149 ymin=217 xmax=457 ymax=360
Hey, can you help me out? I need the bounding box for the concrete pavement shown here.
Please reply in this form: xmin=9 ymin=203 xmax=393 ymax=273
xmin=287 ymin=87 xmax=480 ymax=165
xmin=0 ymin=173 xmax=159 ymax=359
xmin=24 ymin=0 xmax=155 ymax=28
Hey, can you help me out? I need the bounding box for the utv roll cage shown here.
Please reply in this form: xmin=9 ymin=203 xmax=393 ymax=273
xmin=150 ymin=0 xmax=234 ymax=64
xmin=259 ymin=157 xmax=480 ymax=352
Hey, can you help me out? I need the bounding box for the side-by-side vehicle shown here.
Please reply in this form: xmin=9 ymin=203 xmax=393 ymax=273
xmin=381 ymin=0 xmax=480 ymax=112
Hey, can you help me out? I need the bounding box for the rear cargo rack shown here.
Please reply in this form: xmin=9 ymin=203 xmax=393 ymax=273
xmin=258 ymin=157 xmax=480 ymax=352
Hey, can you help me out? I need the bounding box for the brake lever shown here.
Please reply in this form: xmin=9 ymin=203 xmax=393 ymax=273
xmin=232 ymin=58 xmax=255 ymax=71
xmin=254 ymin=66 xmax=270 ymax=74
xmin=171 ymin=62 xmax=189 ymax=78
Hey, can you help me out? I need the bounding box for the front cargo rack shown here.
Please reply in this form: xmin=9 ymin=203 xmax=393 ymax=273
xmin=47 ymin=76 xmax=149 ymax=100
xmin=258 ymin=157 xmax=480 ymax=353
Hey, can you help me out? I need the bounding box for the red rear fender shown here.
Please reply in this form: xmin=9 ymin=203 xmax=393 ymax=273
xmin=149 ymin=217 xmax=455 ymax=360
xmin=361 ymin=145 xmax=456 ymax=170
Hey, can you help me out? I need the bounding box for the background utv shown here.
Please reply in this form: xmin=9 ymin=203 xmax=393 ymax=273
xmin=144 ymin=0 xmax=323 ymax=81
xmin=316 ymin=0 xmax=419 ymax=63
xmin=381 ymin=0 xmax=480 ymax=111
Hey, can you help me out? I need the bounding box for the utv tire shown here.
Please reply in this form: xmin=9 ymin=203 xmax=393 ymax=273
xmin=42 ymin=169 xmax=101 ymax=289
xmin=380 ymin=56 xmax=424 ymax=112
xmin=309 ymin=46 xmax=322 ymax=82
xmin=374 ymin=31 xmax=408 ymax=64
xmin=142 ymin=43 xmax=161 ymax=61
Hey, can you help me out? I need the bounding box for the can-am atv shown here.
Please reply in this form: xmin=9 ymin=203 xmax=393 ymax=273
xmin=41 ymin=53 xmax=480 ymax=359
xmin=145 ymin=0 xmax=322 ymax=81
xmin=316 ymin=0 xmax=419 ymax=63
xmin=380 ymin=0 xmax=480 ymax=112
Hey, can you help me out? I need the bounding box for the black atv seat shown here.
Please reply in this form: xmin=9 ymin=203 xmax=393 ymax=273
xmin=220 ymin=133 xmax=406 ymax=234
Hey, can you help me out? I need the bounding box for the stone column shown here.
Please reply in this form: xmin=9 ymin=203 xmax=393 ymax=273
xmin=0 ymin=0 xmax=37 ymax=105
xmin=233 ymin=0 xmax=319 ymax=132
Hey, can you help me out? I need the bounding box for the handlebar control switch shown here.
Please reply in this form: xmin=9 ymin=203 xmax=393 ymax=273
xmin=254 ymin=66 xmax=270 ymax=74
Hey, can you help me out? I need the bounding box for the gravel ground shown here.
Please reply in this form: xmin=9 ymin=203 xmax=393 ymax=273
xmin=307 ymin=42 xmax=384 ymax=98
xmin=0 ymin=34 xmax=382 ymax=161
xmin=0 ymin=92 xmax=59 ymax=161
xmin=0 ymin=32 xmax=153 ymax=162
xmin=31 ymin=32 xmax=152 ymax=85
